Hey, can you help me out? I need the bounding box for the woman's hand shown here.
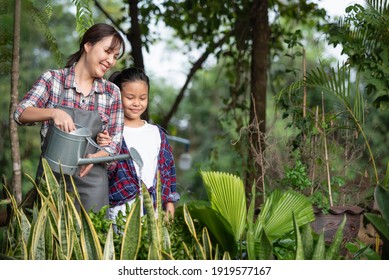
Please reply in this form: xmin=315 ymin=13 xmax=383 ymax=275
xmin=96 ymin=130 xmax=112 ymax=146
xmin=52 ymin=108 xmax=76 ymax=132
xmin=79 ymin=160 xmax=94 ymax=177
xmin=79 ymin=149 xmax=111 ymax=177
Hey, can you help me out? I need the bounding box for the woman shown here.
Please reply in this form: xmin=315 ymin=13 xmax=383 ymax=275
xmin=97 ymin=67 xmax=180 ymax=222
xmin=14 ymin=23 xmax=125 ymax=213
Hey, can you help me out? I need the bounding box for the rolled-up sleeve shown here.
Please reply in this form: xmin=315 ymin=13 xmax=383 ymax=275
xmin=14 ymin=71 xmax=52 ymax=126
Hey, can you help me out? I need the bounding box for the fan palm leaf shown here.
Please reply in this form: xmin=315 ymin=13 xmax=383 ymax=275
xmin=255 ymin=189 xmax=315 ymax=241
xmin=200 ymin=171 xmax=246 ymax=242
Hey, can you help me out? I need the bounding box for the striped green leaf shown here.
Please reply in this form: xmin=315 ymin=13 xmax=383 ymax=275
xmin=103 ymin=225 xmax=115 ymax=260
xmin=80 ymin=206 xmax=103 ymax=260
xmin=120 ymin=198 xmax=142 ymax=260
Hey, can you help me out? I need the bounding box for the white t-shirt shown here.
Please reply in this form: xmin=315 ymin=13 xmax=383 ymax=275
xmin=122 ymin=121 xmax=161 ymax=188
xmin=109 ymin=121 xmax=161 ymax=223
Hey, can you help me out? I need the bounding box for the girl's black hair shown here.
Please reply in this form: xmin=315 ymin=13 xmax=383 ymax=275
xmin=66 ymin=23 xmax=125 ymax=67
xmin=109 ymin=67 xmax=150 ymax=92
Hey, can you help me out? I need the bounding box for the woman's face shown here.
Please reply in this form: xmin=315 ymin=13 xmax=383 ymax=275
xmin=121 ymin=80 xmax=149 ymax=122
xmin=84 ymin=36 xmax=121 ymax=78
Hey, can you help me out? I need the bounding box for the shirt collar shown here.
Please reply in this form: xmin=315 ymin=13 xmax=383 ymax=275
xmin=64 ymin=63 xmax=105 ymax=94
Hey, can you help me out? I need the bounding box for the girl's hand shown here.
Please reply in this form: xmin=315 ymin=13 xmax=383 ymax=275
xmin=96 ymin=130 xmax=112 ymax=146
xmin=164 ymin=202 xmax=175 ymax=222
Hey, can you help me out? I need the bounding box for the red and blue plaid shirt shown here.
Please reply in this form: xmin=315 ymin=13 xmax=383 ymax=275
xmin=108 ymin=126 xmax=179 ymax=209
xmin=13 ymin=64 xmax=124 ymax=154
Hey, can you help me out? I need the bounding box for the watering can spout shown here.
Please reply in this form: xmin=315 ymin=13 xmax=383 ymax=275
xmin=77 ymin=154 xmax=130 ymax=165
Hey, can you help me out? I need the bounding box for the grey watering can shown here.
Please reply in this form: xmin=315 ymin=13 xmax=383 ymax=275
xmin=44 ymin=124 xmax=130 ymax=175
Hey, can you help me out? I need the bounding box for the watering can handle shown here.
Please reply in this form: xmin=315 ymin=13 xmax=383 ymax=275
xmin=85 ymin=136 xmax=110 ymax=153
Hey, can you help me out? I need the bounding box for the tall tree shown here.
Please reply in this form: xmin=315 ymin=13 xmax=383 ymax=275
xmin=248 ymin=0 xmax=269 ymax=199
xmin=9 ymin=0 xmax=22 ymax=204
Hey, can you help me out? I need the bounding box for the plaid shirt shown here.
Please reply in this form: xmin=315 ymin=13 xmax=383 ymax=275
xmin=13 ymin=64 xmax=124 ymax=154
xmin=108 ymin=126 xmax=179 ymax=209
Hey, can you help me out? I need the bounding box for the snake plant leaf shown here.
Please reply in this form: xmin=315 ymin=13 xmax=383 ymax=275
xmin=202 ymin=227 xmax=213 ymax=260
xmin=1 ymin=187 xmax=28 ymax=259
xmin=326 ymin=214 xmax=346 ymax=260
xmin=20 ymin=210 xmax=31 ymax=246
xmin=246 ymin=226 xmax=256 ymax=259
xmin=312 ymin=231 xmax=326 ymax=260
xmin=29 ymin=203 xmax=48 ymax=260
xmin=44 ymin=214 xmax=54 ymax=259
xmin=71 ymin=227 xmax=83 ymax=260
xmin=183 ymin=203 xmax=197 ymax=239
xmin=57 ymin=207 xmax=71 ymax=258
xmin=41 ymin=158 xmax=62 ymax=206
xmin=80 ymin=205 xmax=103 ymax=260
xmin=103 ymin=224 xmax=115 ymax=260
xmin=120 ymin=198 xmax=141 ymax=260
xmin=142 ymin=184 xmax=161 ymax=260
xmin=222 ymin=251 xmax=231 ymax=260
xmin=66 ymin=192 xmax=82 ymax=229
xmin=246 ymin=182 xmax=257 ymax=259
xmin=301 ymin=223 xmax=314 ymax=259
xmin=160 ymin=250 xmax=174 ymax=260
xmin=293 ymin=212 xmax=305 ymax=260
xmin=182 ymin=204 xmax=206 ymax=259
xmin=200 ymin=171 xmax=247 ymax=242
xmin=194 ymin=240 xmax=206 ymax=260
xmin=256 ymin=229 xmax=273 ymax=260
xmin=181 ymin=241 xmax=193 ymax=260
xmin=161 ymin=225 xmax=172 ymax=256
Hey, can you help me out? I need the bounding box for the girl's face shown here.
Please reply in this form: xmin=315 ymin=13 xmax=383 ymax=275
xmin=121 ymin=80 xmax=149 ymax=123
xmin=84 ymin=36 xmax=121 ymax=78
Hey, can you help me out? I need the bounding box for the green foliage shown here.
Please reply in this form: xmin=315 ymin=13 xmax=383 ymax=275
xmin=327 ymin=0 xmax=389 ymax=110
xmin=276 ymin=61 xmax=378 ymax=210
xmin=345 ymin=240 xmax=381 ymax=260
xmin=183 ymin=171 xmax=315 ymax=260
xmin=282 ymin=159 xmax=312 ymax=192
xmin=27 ymin=0 xmax=64 ymax=66
xmin=1 ymin=164 xmax=319 ymax=260
xmin=71 ymin=0 xmax=94 ymax=35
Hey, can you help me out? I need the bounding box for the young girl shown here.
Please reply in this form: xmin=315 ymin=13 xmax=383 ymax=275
xmin=14 ymin=23 xmax=125 ymax=213
xmin=97 ymin=67 xmax=179 ymax=221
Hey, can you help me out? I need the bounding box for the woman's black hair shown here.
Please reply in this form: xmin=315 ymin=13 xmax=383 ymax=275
xmin=109 ymin=67 xmax=150 ymax=92
xmin=66 ymin=23 xmax=125 ymax=67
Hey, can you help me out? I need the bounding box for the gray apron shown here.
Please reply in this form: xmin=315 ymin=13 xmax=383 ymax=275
xmin=36 ymin=92 xmax=108 ymax=213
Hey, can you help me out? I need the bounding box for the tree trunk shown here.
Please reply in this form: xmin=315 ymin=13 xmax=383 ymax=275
xmin=127 ymin=0 xmax=147 ymax=119
xmin=128 ymin=0 xmax=144 ymax=70
xmin=246 ymin=0 xmax=269 ymax=204
xmin=9 ymin=0 xmax=22 ymax=205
